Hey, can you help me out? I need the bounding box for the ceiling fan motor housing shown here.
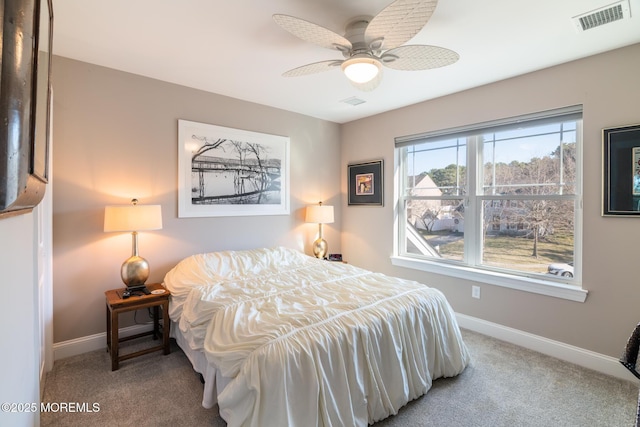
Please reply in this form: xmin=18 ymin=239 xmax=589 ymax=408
xmin=343 ymin=18 xmax=377 ymax=57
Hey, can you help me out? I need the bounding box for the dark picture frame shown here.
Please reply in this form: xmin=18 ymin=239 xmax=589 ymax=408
xmin=31 ymin=0 xmax=54 ymax=185
xmin=348 ymin=160 xmax=383 ymax=206
xmin=602 ymin=124 xmax=640 ymax=216
xmin=0 ymin=0 xmax=54 ymax=218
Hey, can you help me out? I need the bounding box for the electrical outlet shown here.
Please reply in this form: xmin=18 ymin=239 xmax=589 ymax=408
xmin=472 ymin=285 xmax=481 ymax=299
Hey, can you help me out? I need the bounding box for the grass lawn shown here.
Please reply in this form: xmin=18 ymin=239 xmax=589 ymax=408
xmin=424 ymin=231 xmax=573 ymax=275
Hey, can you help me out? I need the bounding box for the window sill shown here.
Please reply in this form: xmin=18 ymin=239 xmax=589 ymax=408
xmin=390 ymin=255 xmax=588 ymax=302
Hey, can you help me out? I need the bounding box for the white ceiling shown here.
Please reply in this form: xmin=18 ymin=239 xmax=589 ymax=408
xmin=53 ymin=0 xmax=640 ymax=124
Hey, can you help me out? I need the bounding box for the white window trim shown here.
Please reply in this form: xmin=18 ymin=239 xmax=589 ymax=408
xmin=390 ymin=255 xmax=587 ymax=302
xmin=393 ymin=106 xmax=587 ymax=303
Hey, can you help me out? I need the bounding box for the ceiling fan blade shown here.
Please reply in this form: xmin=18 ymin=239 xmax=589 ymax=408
xmin=380 ymin=45 xmax=459 ymax=70
xmin=273 ymin=14 xmax=352 ymax=52
xmin=282 ymin=60 xmax=344 ymax=77
xmin=365 ymin=0 xmax=438 ymax=50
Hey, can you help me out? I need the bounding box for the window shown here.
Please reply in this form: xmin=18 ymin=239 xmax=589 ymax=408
xmin=393 ymin=106 xmax=586 ymax=301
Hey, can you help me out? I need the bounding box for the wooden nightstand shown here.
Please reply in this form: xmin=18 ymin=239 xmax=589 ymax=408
xmin=105 ymin=282 xmax=171 ymax=371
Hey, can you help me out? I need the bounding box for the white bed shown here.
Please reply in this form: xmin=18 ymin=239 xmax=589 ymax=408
xmin=163 ymin=246 xmax=470 ymax=426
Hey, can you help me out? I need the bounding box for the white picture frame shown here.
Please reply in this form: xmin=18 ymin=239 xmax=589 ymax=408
xmin=178 ymin=120 xmax=290 ymax=217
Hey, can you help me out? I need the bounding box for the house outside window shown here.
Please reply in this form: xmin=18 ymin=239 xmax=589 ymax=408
xmin=393 ymin=106 xmax=585 ymax=302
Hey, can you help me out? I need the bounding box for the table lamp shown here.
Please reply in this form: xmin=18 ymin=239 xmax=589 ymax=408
xmin=104 ymin=199 xmax=162 ymax=294
xmin=305 ymin=201 xmax=334 ymax=259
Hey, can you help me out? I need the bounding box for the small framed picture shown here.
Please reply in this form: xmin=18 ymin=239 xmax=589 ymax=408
xmin=348 ymin=160 xmax=383 ymax=206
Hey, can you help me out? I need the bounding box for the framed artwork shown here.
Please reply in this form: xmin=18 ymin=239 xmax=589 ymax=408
xmin=348 ymin=160 xmax=383 ymax=206
xmin=0 ymin=0 xmax=54 ymax=218
xmin=31 ymin=0 xmax=53 ymax=185
xmin=178 ymin=120 xmax=290 ymax=217
xmin=602 ymin=124 xmax=640 ymax=216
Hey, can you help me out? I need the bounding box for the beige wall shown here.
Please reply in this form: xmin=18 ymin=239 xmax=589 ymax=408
xmin=52 ymin=57 xmax=341 ymax=342
xmin=341 ymin=43 xmax=640 ymax=358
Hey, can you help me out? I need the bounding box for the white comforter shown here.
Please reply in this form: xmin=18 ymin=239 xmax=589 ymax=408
xmin=164 ymin=247 xmax=470 ymax=427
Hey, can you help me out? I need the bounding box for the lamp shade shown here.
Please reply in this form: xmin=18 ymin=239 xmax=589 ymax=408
xmin=104 ymin=204 xmax=163 ymax=232
xmin=305 ymin=204 xmax=334 ymax=224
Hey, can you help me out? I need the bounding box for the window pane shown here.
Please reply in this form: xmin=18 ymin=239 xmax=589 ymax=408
xmin=406 ymin=199 xmax=464 ymax=261
xmin=405 ymin=139 xmax=466 ymax=196
xmin=481 ymin=199 xmax=575 ymax=280
xmin=396 ymin=108 xmax=581 ymax=289
xmin=482 ymin=122 xmax=577 ymax=196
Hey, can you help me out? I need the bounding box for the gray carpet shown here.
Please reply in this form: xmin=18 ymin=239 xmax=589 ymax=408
xmin=42 ymin=329 xmax=638 ymax=426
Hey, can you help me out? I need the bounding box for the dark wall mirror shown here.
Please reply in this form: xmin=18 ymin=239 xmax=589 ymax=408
xmin=0 ymin=0 xmax=53 ymax=218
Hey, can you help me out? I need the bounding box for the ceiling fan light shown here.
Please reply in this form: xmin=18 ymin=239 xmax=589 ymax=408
xmin=342 ymin=57 xmax=381 ymax=84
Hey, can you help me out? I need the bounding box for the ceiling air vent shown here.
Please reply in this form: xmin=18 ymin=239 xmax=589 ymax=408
xmin=341 ymin=96 xmax=366 ymax=106
xmin=572 ymin=0 xmax=631 ymax=31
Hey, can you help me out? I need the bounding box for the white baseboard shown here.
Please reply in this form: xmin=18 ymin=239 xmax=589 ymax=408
xmin=456 ymin=313 xmax=637 ymax=383
xmin=53 ymin=324 xmax=153 ymax=361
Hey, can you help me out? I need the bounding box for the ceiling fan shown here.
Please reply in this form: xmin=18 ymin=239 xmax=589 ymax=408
xmin=273 ymin=0 xmax=459 ymax=91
